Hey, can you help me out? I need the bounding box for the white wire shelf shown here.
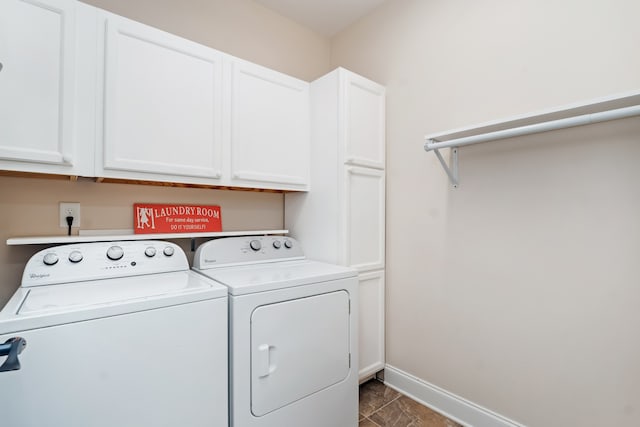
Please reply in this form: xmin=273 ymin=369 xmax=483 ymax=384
xmin=6 ymin=230 xmax=288 ymax=246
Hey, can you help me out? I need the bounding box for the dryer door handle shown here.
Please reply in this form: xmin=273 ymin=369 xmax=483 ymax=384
xmin=0 ymin=337 xmax=27 ymax=372
xmin=256 ymin=344 xmax=277 ymax=378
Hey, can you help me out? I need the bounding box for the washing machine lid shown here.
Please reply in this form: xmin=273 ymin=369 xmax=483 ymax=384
xmin=16 ymin=271 xmax=226 ymax=316
xmin=196 ymin=260 xmax=357 ymax=296
xmin=0 ymin=271 xmax=226 ymax=336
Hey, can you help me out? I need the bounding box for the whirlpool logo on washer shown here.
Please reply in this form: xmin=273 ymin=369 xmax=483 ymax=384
xmin=204 ymin=259 xmax=217 ymax=264
xmin=30 ymin=273 xmax=50 ymax=279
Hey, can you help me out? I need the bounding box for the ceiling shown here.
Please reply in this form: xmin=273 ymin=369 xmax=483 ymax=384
xmin=253 ymin=0 xmax=389 ymax=37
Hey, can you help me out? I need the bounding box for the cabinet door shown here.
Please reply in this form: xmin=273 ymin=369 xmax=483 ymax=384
xmin=96 ymin=12 xmax=224 ymax=183
xmin=343 ymin=166 xmax=385 ymax=272
xmin=341 ymin=70 xmax=385 ymax=170
xmin=358 ymin=270 xmax=385 ymax=380
xmin=0 ymin=0 xmax=81 ymax=175
xmin=228 ymin=59 xmax=309 ymax=190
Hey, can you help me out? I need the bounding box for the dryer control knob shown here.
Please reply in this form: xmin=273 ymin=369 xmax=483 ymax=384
xmin=284 ymin=240 xmax=293 ymax=249
xmin=163 ymin=246 xmax=175 ymax=257
xmin=250 ymin=240 xmax=262 ymax=251
xmin=145 ymin=247 xmax=157 ymax=257
xmin=68 ymin=251 xmax=83 ymax=263
xmin=43 ymin=253 xmax=59 ymax=266
xmin=106 ymin=246 xmax=124 ymax=261
xmin=272 ymin=240 xmax=282 ymax=249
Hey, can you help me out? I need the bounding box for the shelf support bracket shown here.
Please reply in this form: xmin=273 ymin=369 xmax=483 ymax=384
xmin=429 ymin=143 xmax=458 ymax=188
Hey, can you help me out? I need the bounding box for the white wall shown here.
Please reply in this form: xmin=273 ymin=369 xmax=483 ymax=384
xmin=0 ymin=0 xmax=331 ymax=305
xmin=331 ymin=0 xmax=640 ymax=425
xmin=82 ymin=0 xmax=330 ymax=81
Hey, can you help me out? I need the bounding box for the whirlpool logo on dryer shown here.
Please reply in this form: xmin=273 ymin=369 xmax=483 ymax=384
xmin=30 ymin=273 xmax=50 ymax=279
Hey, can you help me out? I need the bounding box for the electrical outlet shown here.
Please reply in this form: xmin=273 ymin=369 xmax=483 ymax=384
xmin=59 ymin=202 xmax=81 ymax=228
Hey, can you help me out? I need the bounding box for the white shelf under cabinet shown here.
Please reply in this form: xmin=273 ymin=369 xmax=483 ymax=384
xmin=7 ymin=230 xmax=288 ymax=246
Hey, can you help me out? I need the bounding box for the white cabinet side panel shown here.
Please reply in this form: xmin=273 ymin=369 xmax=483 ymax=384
xmin=285 ymin=70 xmax=340 ymax=262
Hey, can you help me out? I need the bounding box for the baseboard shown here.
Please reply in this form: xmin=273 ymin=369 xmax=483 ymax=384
xmin=383 ymin=365 xmax=525 ymax=427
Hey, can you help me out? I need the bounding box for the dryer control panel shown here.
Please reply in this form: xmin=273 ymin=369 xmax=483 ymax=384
xmin=193 ymin=236 xmax=304 ymax=269
xmin=22 ymin=241 xmax=188 ymax=287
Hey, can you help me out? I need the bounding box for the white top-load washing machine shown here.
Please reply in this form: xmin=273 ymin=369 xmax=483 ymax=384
xmin=0 ymin=240 xmax=228 ymax=427
xmin=193 ymin=235 xmax=359 ymax=427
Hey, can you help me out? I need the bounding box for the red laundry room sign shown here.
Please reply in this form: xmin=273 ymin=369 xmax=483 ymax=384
xmin=134 ymin=204 xmax=222 ymax=234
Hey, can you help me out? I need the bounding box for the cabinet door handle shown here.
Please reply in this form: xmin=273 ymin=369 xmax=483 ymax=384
xmin=0 ymin=337 xmax=27 ymax=372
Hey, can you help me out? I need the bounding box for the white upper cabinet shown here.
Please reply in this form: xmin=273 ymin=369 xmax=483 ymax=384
xmin=341 ymin=70 xmax=385 ymax=170
xmin=228 ymin=59 xmax=310 ymax=191
xmin=93 ymin=10 xmax=225 ymax=183
xmin=90 ymin=10 xmax=309 ymax=190
xmin=2 ymin=2 xmax=310 ymax=191
xmin=0 ymin=0 xmax=89 ymax=176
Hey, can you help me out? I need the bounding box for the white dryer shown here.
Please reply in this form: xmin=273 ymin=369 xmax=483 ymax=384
xmin=0 ymin=241 xmax=228 ymax=427
xmin=193 ymin=236 xmax=359 ymax=427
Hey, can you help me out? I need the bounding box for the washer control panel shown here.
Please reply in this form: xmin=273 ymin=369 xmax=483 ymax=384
xmin=193 ymin=236 xmax=303 ymax=269
xmin=22 ymin=241 xmax=188 ymax=287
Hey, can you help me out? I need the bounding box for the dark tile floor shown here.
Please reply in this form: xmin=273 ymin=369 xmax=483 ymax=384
xmin=359 ymin=380 xmax=462 ymax=427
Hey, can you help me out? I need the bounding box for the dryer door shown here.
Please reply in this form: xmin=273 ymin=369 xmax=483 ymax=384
xmin=250 ymin=290 xmax=350 ymax=416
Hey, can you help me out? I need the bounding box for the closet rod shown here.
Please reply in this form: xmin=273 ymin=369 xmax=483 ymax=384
xmin=424 ymin=104 xmax=640 ymax=152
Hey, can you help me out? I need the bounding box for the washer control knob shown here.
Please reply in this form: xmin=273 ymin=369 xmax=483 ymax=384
xmin=284 ymin=240 xmax=293 ymax=249
xmin=106 ymin=246 xmax=124 ymax=261
xmin=272 ymin=240 xmax=282 ymax=249
xmin=68 ymin=251 xmax=83 ymax=263
xmin=145 ymin=247 xmax=157 ymax=257
xmin=163 ymin=246 xmax=175 ymax=257
xmin=43 ymin=253 xmax=59 ymax=266
xmin=249 ymin=240 xmax=262 ymax=251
